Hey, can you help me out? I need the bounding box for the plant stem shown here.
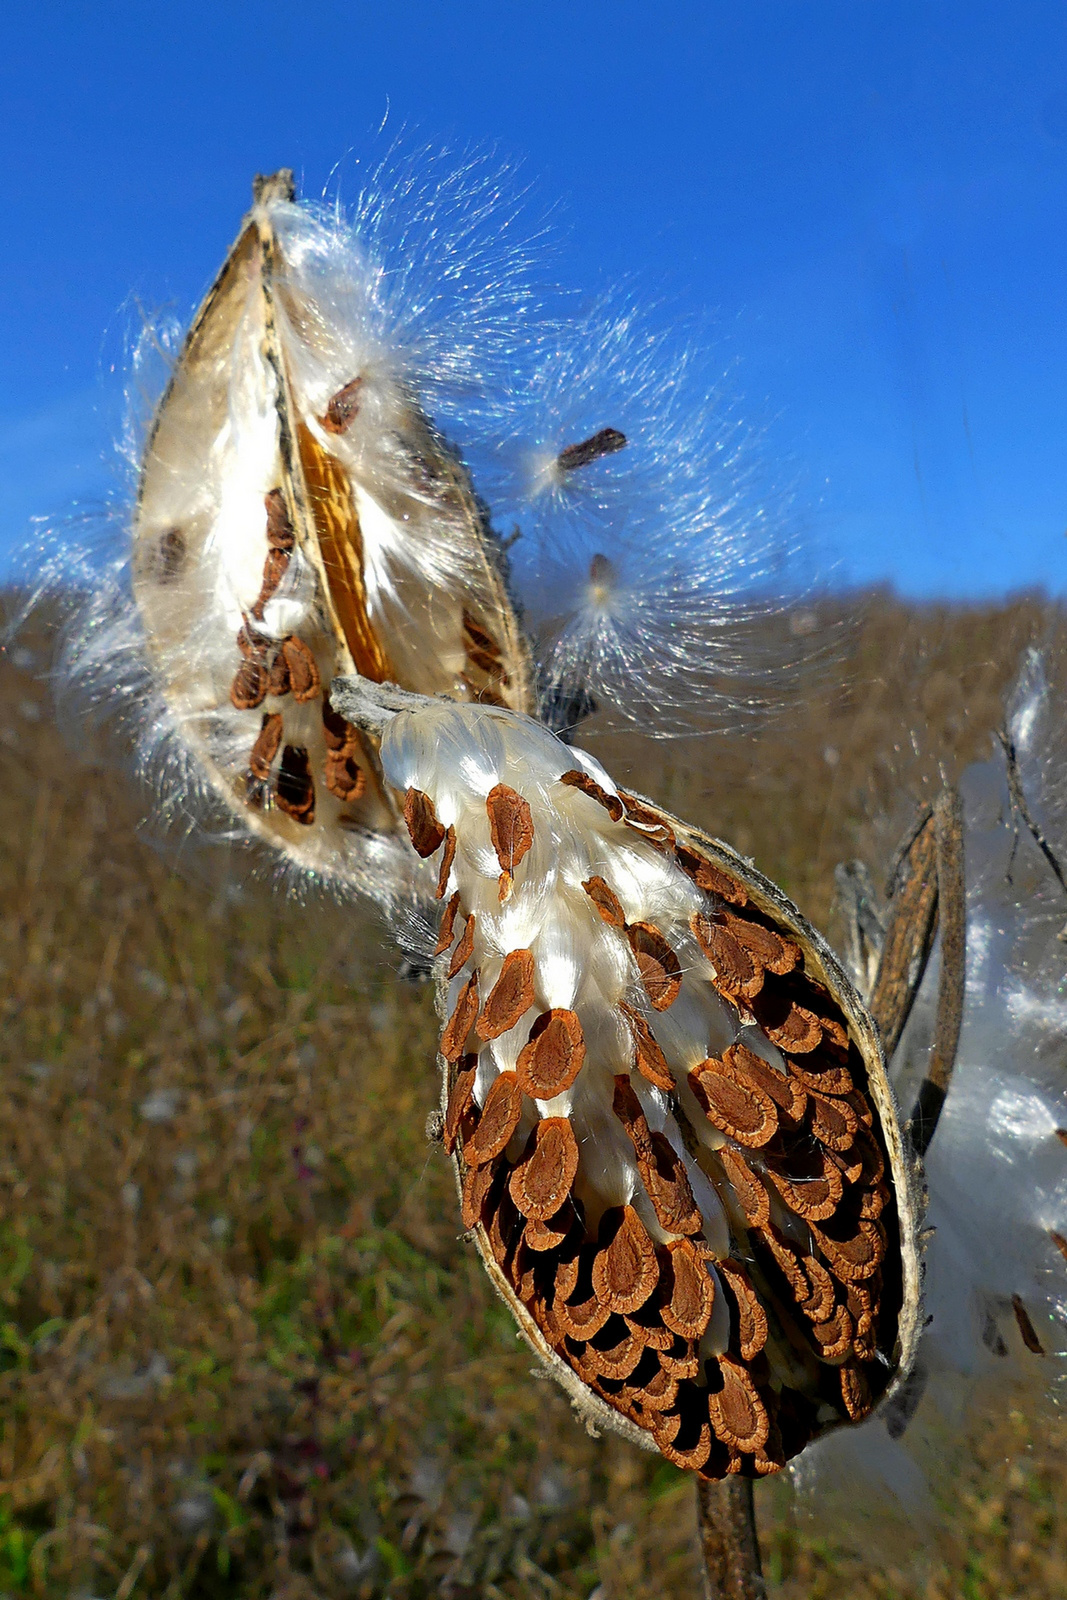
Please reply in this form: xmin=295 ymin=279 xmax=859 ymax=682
xmin=695 ymin=1477 xmax=766 ymax=1600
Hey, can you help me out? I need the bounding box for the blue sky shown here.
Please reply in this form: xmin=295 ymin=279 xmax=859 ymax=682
xmin=3 ymin=2 xmax=1067 ymax=597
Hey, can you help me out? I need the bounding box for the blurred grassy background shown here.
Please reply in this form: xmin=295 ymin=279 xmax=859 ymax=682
xmin=0 ymin=590 xmax=1064 ymax=1599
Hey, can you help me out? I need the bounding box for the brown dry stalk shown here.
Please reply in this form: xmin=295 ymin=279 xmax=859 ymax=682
xmin=696 ymin=1477 xmax=765 ymax=1600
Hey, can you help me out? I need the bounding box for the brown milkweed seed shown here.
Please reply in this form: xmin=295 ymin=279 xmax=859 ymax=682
xmin=443 ymin=1060 xmax=478 ymax=1155
xmin=281 ymin=636 xmax=321 ymax=702
xmin=619 ymin=793 xmax=676 ymax=847
xmin=716 ymin=1147 xmax=771 ymax=1229
xmin=466 ymin=1072 xmax=524 ymax=1165
xmin=156 ymin=526 xmax=186 ymax=581
xmin=487 ymin=783 xmax=535 ymax=875
xmin=461 ymin=1159 xmax=499 ymax=1230
xmin=752 ymin=989 xmax=824 ymax=1053
xmin=582 ymin=875 xmax=627 ymax=927
xmin=810 ymin=1217 xmax=886 ymax=1282
xmin=1012 ymin=1294 xmax=1046 ymax=1355
xmin=765 ymin=1151 xmax=843 ymax=1223
xmin=718 ymin=1260 xmax=769 ymax=1361
xmin=587 ymin=1320 xmax=646 ymax=1381
xmin=231 ymin=657 xmax=268 ymax=710
xmin=627 ymin=922 xmax=682 ymax=1010
xmin=252 ymin=547 xmax=291 ymax=619
xmin=659 ymin=1336 xmax=701 ymax=1380
xmin=787 ymin=1051 xmax=855 ymax=1097
xmin=809 ymin=1090 xmax=859 ymax=1151
xmin=839 ymin=1362 xmax=872 ymax=1420
xmin=478 ymin=949 xmax=536 ymax=1039
xmin=724 ymin=1043 xmax=807 ymax=1122
xmin=639 ymin=1132 xmax=702 ymax=1236
xmin=516 ymin=1009 xmax=586 ymax=1098
xmin=657 ymin=1411 xmax=713 ymax=1472
xmin=447 ymin=911 xmax=476 ymax=980
xmin=557 ymin=427 xmax=627 ymax=471
xmin=324 ymin=750 xmax=365 ymax=801
xmin=674 ymin=843 xmax=748 ymax=905
xmin=810 ymin=1303 xmax=854 ymax=1361
xmin=591 ymin=1205 xmax=659 ymax=1314
xmin=403 ymin=787 xmax=447 ymax=857
xmin=799 ymin=1255 xmax=837 ymax=1323
xmin=435 ymin=892 xmax=461 ymax=955
xmin=249 ymin=712 xmax=284 ymax=781
xmin=268 ymin=650 xmax=291 ymax=697
xmin=556 ymin=1292 xmax=612 ymax=1342
xmin=758 ymin=1225 xmax=809 ymax=1304
xmin=436 ymin=826 xmax=456 ymax=899
xmin=524 ymin=1198 xmax=576 ymax=1252
xmin=611 ymin=1074 xmax=654 ymax=1153
xmin=276 ymin=746 xmax=315 ymax=823
xmin=264 ymin=488 xmax=295 ymax=549
xmin=708 ymin=1357 xmax=770 ymax=1452
xmin=691 ymin=914 xmax=763 ymax=1000
xmin=630 ymin=1363 xmax=679 ymax=1413
xmin=441 ymin=972 xmax=479 ymax=1062
xmin=724 ymin=912 xmax=800 ymax=976
xmin=660 ymin=1239 xmax=716 ymax=1340
xmin=559 ymin=769 xmax=625 ymax=821
xmin=623 ymin=1297 xmax=676 ymax=1351
xmin=650 ymin=1408 xmax=683 ymax=1448
xmin=508 ymin=1117 xmax=579 ymax=1220
xmin=321 ymin=375 xmax=364 ymax=434
xmin=620 ymin=1004 xmax=674 ymax=1091
xmin=689 ymin=1055 xmax=779 ymax=1148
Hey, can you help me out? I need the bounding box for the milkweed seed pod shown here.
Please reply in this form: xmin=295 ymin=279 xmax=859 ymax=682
xmin=130 ymin=168 xmax=531 ymax=896
xmin=29 ymin=152 xmax=820 ymax=915
xmin=796 ymin=647 xmax=1067 ymax=1536
xmin=335 ymin=676 xmax=922 ymax=1478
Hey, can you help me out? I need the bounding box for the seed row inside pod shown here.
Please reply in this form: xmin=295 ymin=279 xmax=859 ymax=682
xmin=131 ymin=171 xmax=530 ymax=895
xmin=366 ymin=695 xmax=918 ymax=1481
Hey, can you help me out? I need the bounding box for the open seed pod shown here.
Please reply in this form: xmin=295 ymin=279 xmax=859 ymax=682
xmin=333 ymin=678 xmax=923 ymax=1479
xmin=132 ymin=170 xmax=530 ymax=889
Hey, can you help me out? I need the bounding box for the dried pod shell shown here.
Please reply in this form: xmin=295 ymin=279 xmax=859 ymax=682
xmin=132 ymin=171 xmax=531 ymax=903
xmin=421 ymin=735 xmax=921 ymax=1479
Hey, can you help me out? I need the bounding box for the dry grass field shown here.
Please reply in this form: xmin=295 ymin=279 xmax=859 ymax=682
xmin=0 ymin=589 xmax=1063 ymax=1599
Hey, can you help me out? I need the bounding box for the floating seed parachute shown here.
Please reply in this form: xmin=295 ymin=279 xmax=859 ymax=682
xmin=334 ymin=679 xmax=922 ymax=1479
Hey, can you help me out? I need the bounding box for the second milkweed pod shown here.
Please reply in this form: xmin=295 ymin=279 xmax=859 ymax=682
xmin=131 ymin=169 xmax=531 ymax=897
xmin=334 ymin=674 xmax=923 ymax=1480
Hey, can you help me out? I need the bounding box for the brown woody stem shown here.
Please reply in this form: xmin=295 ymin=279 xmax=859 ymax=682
xmin=695 ymin=1477 xmax=766 ymax=1600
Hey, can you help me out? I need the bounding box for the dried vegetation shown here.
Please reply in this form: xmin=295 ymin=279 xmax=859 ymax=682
xmin=0 ymin=589 xmax=1063 ymax=1598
